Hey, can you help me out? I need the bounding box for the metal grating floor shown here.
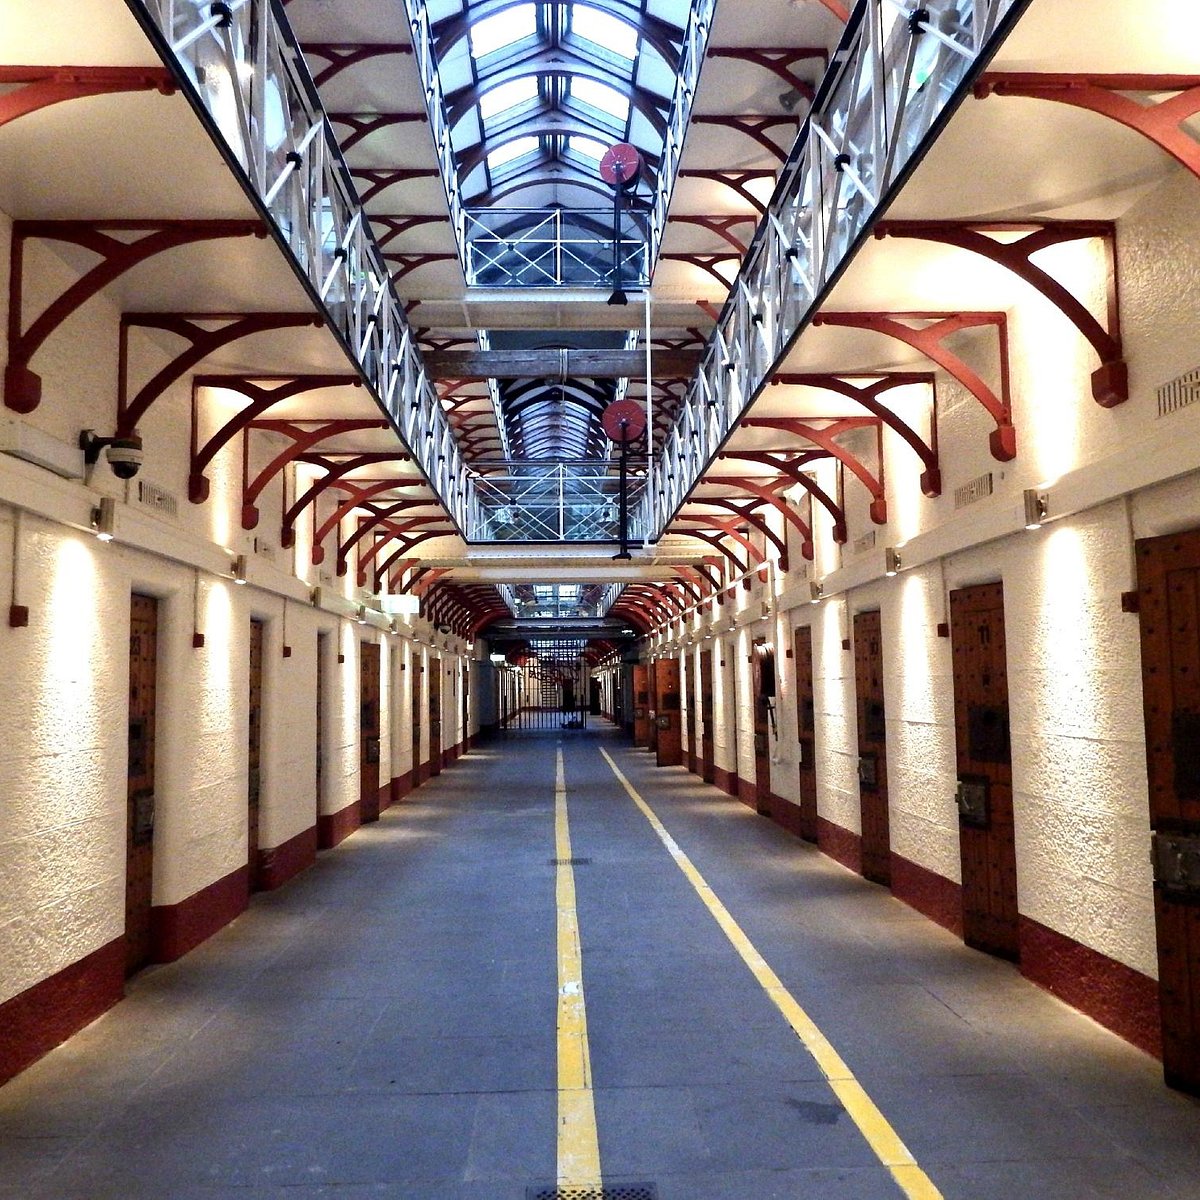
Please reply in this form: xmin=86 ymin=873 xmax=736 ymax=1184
xmin=527 ymin=1187 xmax=657 ymax=1200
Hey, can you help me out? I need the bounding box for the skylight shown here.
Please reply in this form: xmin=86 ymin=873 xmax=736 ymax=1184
xmin=569 ymin=135 xmax=609 ymax=162
xmin=570 ymin=77 xmax=630 ymax=123
xmin=487 ymin=135 xmax=540 ymax=170
xmin=470 ymin=3 xmax=537 ymax=58
xmin=571 ymin=5 xmax=638 ymax=60
xmin=480 ymin=77 xmax=539 ymax=121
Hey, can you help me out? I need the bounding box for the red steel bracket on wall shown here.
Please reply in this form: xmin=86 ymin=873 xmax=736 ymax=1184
xmin=769 ymin=372 xmax=941 ymax=497
xmin=298 ymin=44 xmax=414 ymax=89
xmin=188 ymin=374 xmax=363 ymax=503
xmin=661 ymin=253 xmax=743 ymax=291
xmin=341 ymin=511 xmax=444 ymax=580
xmin=677 ymin=170 xmax=778 ymax=216
xmin=811 ymin=311 xmax=1016 ymax=461
xmin=279 ymin=452 xmax=412 ymax=547
xmin=315 ymin=492 xmax=427 ymax=568
xmin=326 ymin=111 xmax=426 ymax=152
xmin=876 ymin=220 xmax=1126 ymax=406
xmin=117 ymin=312 xmax=322 ymax=436
xmin=0 ymin=65 xmax=174 ymax=128
xmin=705 ymin=48 xmax=827 ymax=100
xmin=690 ymin=116 xmax=799 ymax=164
xmin=738 ymin=415 xmax=885 ymax=524
xmin=693 ymin=498 xmax=790 ymax=570
xmin=239 ymin=419 xmax=390 ymax=530
xmin=711 ymin=456 xmax=849 ymax=544
xmin=4 ymin=219 xmax=264 ymax=414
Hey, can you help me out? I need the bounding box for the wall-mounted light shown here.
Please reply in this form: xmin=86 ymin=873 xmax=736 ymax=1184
xmin=884 ymin=547 xmax=901 ymax=577
xmin=91 ymin=497 xmax=116 ymax=542
xmin=356 ymin=604 xmax=367 ymax=625
xmin=232 ymin=553 xmax=248 ymax=585
xmin=1023 ymin=488 xmax=1049 ymax=530
xmin=809 ymin=581 xmax=823 ymax=605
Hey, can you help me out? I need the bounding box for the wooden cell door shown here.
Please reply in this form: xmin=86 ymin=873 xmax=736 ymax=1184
xmin=854 ymin=611 xmax=891 ymax=886
xmin=684 ymin=655 xmax=697 ymax=773
xmin=950 ymin=582 xmax=1019 ymax=960
xmin=360 ymin=641 xmax=381 ymax=821
xmin=1136 ymin=527 xmax=1200 ymax=1093
xmin=699 ymin=650 xmax=715 ymax=782
xmin=412 ymin=655 xmax=424 ymax=783
xmin=248 ymin=619 xmax=264 ymax=890
xmin=633 ymin=663 xmax=651 ymax=746
xmin=655 ymin=658 xmax=683 ymax=767
xmin=752 ymin=646 xmax=775 ymax=813
xmin=794 ymin=625 xmax=818 ymax=842
xmin=428 ymin=659 xmax=443 ymax=776
xmin=646 ymin=662 xmax=659 ymax=753
xmin=126 ymin=594 xmax=158 ymax=975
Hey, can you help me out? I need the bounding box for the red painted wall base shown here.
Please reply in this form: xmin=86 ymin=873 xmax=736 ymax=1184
xmin=816 ymin=816 xmax=862 ymax=875
xmin=318 ymin=800 xmax=361 ymax=850
xmin=151 ymin=864 xmax=249 ymax=962
xmin=391 ymin=771 xmax=413 ymax=805
xmin=0 ymin=938 xmax=125 ymax=1086
xmin=712 ymin=766 xmax=739 ymax=798
xmin=257 ymin=826 xmax=317 ymax=891
xmin=891 ymin=852 xmax=964 ymax=937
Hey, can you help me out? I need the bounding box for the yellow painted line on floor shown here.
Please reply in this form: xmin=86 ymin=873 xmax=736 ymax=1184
xmin=555 ymin=746 xmax=603 ymax=1189
xmin=599 ymin=746 xmax=943 ymax=1200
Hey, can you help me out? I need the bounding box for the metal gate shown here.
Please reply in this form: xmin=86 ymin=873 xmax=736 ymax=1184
xmin=499 ymin=639 xmax=591 ymax=733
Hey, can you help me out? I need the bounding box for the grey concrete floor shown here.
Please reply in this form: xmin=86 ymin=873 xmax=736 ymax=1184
xmin=2 ymin=728 xmax=1199 ymax=1199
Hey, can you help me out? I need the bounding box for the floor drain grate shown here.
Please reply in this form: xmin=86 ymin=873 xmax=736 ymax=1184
xmin=527 ymin=1187 xmax=657 ymax=1200
xmin=548 ymin=857 xmax=592 ymax=866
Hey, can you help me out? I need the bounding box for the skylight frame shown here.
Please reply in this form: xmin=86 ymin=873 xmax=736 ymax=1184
xmin=469 ymin=3 xmax=540 ymax=61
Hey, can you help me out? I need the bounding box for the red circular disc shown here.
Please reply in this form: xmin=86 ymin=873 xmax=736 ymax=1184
xmin=599 ymin=142 xmax=641 ymax=188
xmin=602 ymin=398 xmax=646 ymax=443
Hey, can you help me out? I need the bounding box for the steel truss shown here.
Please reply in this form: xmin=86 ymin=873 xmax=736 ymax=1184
xmin=641 ymin=0 xmax=1029 ymax=538
xmin=126 ymin=0 xmax=474 ymax=531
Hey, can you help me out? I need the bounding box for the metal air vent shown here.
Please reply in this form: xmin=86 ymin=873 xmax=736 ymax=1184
xmin=954 ymin=472 xmax=994 ymax=509
xmin=1157 ymin=366 xmax=1200 ymax=418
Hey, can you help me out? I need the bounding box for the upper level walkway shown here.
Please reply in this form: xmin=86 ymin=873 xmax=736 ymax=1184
xmin=1 ymin=728 xmax=1198 ymax=1199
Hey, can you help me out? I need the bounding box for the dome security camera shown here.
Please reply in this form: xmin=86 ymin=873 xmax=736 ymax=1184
xmin=79 ymin=430 xmax=144 ymax=480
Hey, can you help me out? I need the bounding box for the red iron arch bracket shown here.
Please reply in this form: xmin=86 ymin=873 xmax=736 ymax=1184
xmin=692 ymin=498 xmax=790 ymax=569
xmin=690 ymin=116 xmax=798 ymax=164
xmin=710 ymin=459 xmax=847 ymax=544
xmin=661 ymin=253 xmax=742 ymax=290
xmin=344 ymin=513 xmax=448 ymax=580
xmin=674 ymin=524 xmax=762 ymax=575
xmin=239 ymin=419 xmax=390 ymax=530
xmin=975 ymin=73 xmax=1200 ymax=182
xmin=677 ymin=170 xmax=777 ymax=216
xmin=370 ymin=215 xmax=447 ymax=251
xmin=385 ymin=252 xmax=460 ymax=283
xmin=705 ymin=48 xmax=826 ymax=99
xmin=670 ymin=531 xmax=749 ymax=578
xmin=189 ymin=374 xmax=363 ymax=503
xmin=118 ymin=312 xmax=322 ymax=436
xmin=354 ymin=509 xmax=443 ymax=578
xmin=350 ymin=168 xmax=442 ymax=205
xmin=810 ymin=311 xmax=1015 ymax=461
xmin=326 ymin=110 xmax=426 ymax=152
xmin=737 ymin=416 xmax=886 ymax=525
xmin=668 ymin=216 xmax=757 ymax=254
xmin=4 ymin=219 xmax=265 ymax=414
xmin=699 ymin=475 xmax=815 ymax=561
xmin=281 ymin=453 xmax=412 ymax=546
xmin=299 ymin=44 xmax=414 ymax=89
xmin=0 ymin=66 xmax=175 ymax=128
xmin=875 ymin=220 xmax=1126 ymax=406
xmin=315 ymin=493 xmax=427 ymax=567
xmin=769 ymin=372 xmax=941 ymax=496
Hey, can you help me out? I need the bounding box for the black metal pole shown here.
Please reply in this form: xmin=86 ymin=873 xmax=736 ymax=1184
xmin=616 ymin=426 xmax=631 ymax=559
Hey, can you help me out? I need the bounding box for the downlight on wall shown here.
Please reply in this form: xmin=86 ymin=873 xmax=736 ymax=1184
xmin=231 ymin=554 xmax=248 ymax=585
xmin=809 ymin=581 xmax=823 ymax=605
xmin=90 ymin=497 xmax=116 ymax=542
xmin=884 ymin=547 xmax=902 ymax=577
xmin=1023 ymin=488 xmax=1049 ymax=530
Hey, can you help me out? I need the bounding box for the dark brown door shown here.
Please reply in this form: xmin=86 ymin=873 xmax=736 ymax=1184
xmin=360 ymin=641 xmax=381 ymax=821
xmin=126 ymin=594 xmax=158 ymax=975
xmin=752 ymin=646 xmax=775 ymax=813
xmin=646 ymin=662 xmax=659 ymax=752
xmin=655 ymin=658 xmax=683 ymax=767
xmin=633 ymin=663 xmax=650 ymax=746
xmin=1137 ymin=527 xmax=1200 ymax=1093
xmin=854 ymin=611 xmax=891 ymax=886
xmin=248 ymin=619 xmax=264 ymax=889
xmin=794 ymin=624 xmax=818 ymax=842
xmin=950 ymin=582 xmax=1018 ymax=960
xmin=412 ymin=654 xmax=424 ymax=783
xmin=428 ymin=659 xmax=443 ymax=776
xmin=315 ymin=632 xmax=327 ymax=834
xmin=699 ymin=650 xmax=715 ymax=782
xmin=684 ymin=655 xmax=697 ymax=773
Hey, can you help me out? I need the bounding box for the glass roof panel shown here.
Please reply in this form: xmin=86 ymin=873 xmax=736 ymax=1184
xmin=470 ymin=4 xmax=538 ymax=58
xmin=487 ymin=135 xmax=540 ymax=170
xmin=568 ymin=135 xmax=608 ymax=161
xmin=480 ymin=76 xmax=540 ymax=121
xmin=569 ymin=77 xmax=630 ymax=123
xmin=570 ymin=5 xmax=639 ymax=60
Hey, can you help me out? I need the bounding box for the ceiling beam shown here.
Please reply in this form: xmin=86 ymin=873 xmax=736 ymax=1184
xmin=423 ymin=348 xmax=702 ymax=381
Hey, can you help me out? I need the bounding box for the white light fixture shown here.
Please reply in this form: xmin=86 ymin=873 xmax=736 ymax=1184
xmin=232 ymin=554 xmax=247 ymax=585
xmin=1023 ymin=488 xmax=1048 ymax=530
xmin=91 ymin=497 xmax=116 ymax=542
xmin=381 ymin=593 xmax=420 ymax=616
xmin=809 ymin=581 xmax=823 ymax=605
xmin=356 ymin=604 xmax=367 ymax=625
xmin=490 ymin=652 xmax=506 ymax=664
xmin=884 ymin=547 xmax=901 ymax=577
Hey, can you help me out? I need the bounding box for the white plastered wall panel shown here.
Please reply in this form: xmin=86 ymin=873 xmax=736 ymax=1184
xmin=733 ymin=624 xmax=755 ymax=787
xmin=712 ymin=632 xmax=736 ymax=777
xmin=323 ymin=620 xmax=360 ymax=820
xmin=0 ymin=516 xmax=127 ymax=1005
xmin=814 ymin=597 xmax=859 ymax=836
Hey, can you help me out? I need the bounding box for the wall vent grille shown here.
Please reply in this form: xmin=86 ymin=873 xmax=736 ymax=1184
xmin=954 ymin=472 xmax=993 ymax=509
xmin=1157 ymin=367 xmax=1200 ymax=417
xmin=854 ymin=530 xmax=877 ymax=553
xmin=136 ymin=480 xmax=178 ymax=519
